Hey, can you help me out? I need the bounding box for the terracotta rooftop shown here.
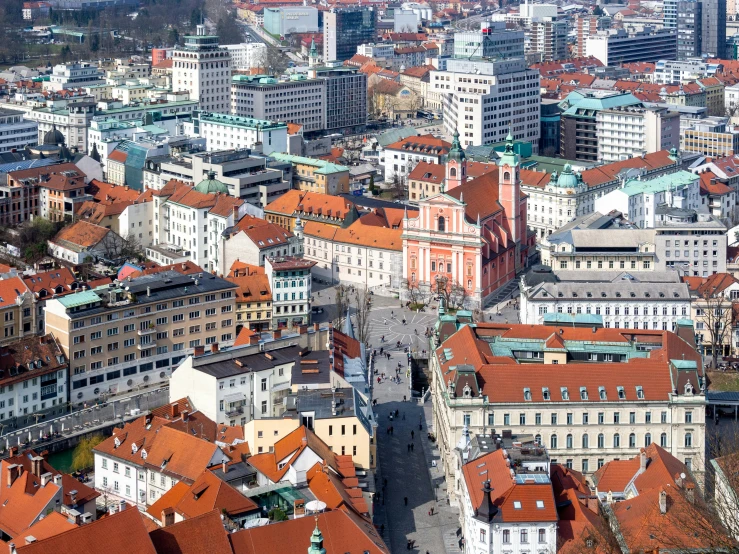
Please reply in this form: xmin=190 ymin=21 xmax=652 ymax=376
xmin=230 ymin=214 xmax=294 ymax=249
xmin=87 ymin=179 xmax=140 ymax=204
xmin=384 ymin=134 xmax=451 ymax=155
xmin=0 ymin=276 xmax=30 ymax=309
xmin=227 ymin=273 xmax=271 ymax=303
xmin=265 ymin=190 xmax=356 ymax=221
xmin=51 ymin=220 xmax=111 ymax=249
xmin=0 ymin=460 xmax=62 ymax=539
xmin=148 ymin=510 xmax=233 ymax=554
xmin=0 ymin=334 xmax=67 ymax=389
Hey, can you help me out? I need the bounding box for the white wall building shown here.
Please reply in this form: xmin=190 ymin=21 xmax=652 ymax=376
xmin=0 ymin=107 xmax=37 ymax=153
xmin=186 ymin=112 xmax=288 ymax=155
xmin=432 ymin=57 xmax=540 ymax=150
xmin=265 ymin=256 xmax=314 ymax=330
xmin=172 ymin=25 xmax=232 ymax=113
xmin=596 ymin=105 xmax=680 ymax=163
xmin=223 ymin=42 xmax=267 ymax=71
xmin=654 ymin=59 xmax=722 ymax=85
xmin=586 ymin=27 xmax=678 ymax=65
xmin=393 ymin=9 xmax=419 ymax=32
xmin=44 ymin=63 xmax=104 ymax=92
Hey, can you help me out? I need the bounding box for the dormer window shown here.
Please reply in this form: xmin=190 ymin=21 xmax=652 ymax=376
xmin=542 ymin=387 xmax=550 ymax=400
xmin=636 ymin=386 xmax=644 ymax=399
xmin=617 ymin=386 xmax=625 ymax=400
xmin=523 ymin=388 xmax=532 ymax=401
xmin=561 ymin=387 xmax=569 ymax=401
xmin=684 ymin=381 xmax=694 ymax=395
xmin=599 ymin=386 xmax=606 ymax=400
xmin=580 ymin=387 xmax=588 ymax=400
xmin=513 ymin=501 xmax=522 ymax=509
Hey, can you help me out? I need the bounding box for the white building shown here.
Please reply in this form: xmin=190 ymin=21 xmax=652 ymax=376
xmin=594 ymin=170 xmax=702 ymax=228
xmin=219 ymin=214 xmax=302 ymax=274
xmin=586 ymin=27 xmax=678 ymax=65
xmin=596 ymin=105 xmax=680 ymax=163
xmin=654 ymin=59 xmax=722 ymax=85
xmin=186 ymin=112 xmax=288 ymax=156
xmin=430 ymin=316 xmax=707 ymax=484
xmin=169 ymin=345 xmax=299 ymax=426
xmin=356 ymin=43 xmax=396 ymax=60
xmin=456 ymin=437 xmax=558 ymax=554
xmin=223 ymin=42 xmax=267 ymax=71
xmin=432 ymin=57 xmax=540 ymax=150
xmin=401 ymin=2 xmax=432 ymax=21
xmin=44 ymin=63 xmax=104 ymax=92
xmin=520 ymin=270 xmax=692 ymax=331
xmin=172 ymin=25 xmax=232 ymax=113
xmin=265 ymin=256 xmax=314 ymax=330
xmin=382 ymin=134 xmax=450 ymax=184
xmin=453 ymin=21 xmax=525 ymax=59
xmin=393 ymin=9 xmax=419 ymax=32
xmin=0 ymin=107 xmax=37 ymax=153
xmin=303 ymin=216 xmax=404 ymax=292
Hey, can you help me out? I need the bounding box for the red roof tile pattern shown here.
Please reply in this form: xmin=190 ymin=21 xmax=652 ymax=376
xmin=265 ymin=190 xmax=356 ymax=222
xmin=23 ymin=269 xmax=79 ymax=298
xmin=17 ymin=506 xmax=156 ymax=554
xmin=51 ymin=220 xmax=111 ymax=249
xmin=0 ymin=461 xmax=62 ymax=538
xmin=230 ymin=214 xmax=294 ymax=250
xmin=384 ymin=134 xmax=451 ymax=155
xmin=149 ymin=510 xmax=233 ymax=554
xmin=87 ymin=180 xmax=140 ymax=204
xmin=699 ymin=171 xmax=734 ymax=196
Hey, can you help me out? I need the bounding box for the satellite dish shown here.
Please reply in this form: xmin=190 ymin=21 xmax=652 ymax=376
xmin=305 ymin=500 xmax=327 ymax=514
xmin=680 ymin=472 xmax=686 ymax=479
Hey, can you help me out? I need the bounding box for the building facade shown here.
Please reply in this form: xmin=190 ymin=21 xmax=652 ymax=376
xmin=324 ymin=7 xmax=376 ymax=62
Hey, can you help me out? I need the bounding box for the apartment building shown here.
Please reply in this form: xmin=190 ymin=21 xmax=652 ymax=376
xmin=0 ymin=107 xmax=37 ymax=153
xmin=324 ymin=7 xmax=376 ymax=62
xmin=222 ymin=42 xmax=267 ymax=71
xmin=227 ymin=264 xmax=272 ymax=333
xmin=431 ymin=317 xmax=706 ymax=482
xmin=264 ymin=189 xmax=360 ymax=232
xmin=433 ymin=57 xmax=540 ymax=150
xmin=270 ymin=153 xmax=349 ymax=195
xmin=188 ymin=112 xmax=287 ymax=156
xmin=44 ymin=271 xmax=237 ymax=405
xmin=172 ymin=25 xmax=231 ymax=113
xmin=453 ymin=21 xmax=525 ymax=59
xmin=596 ymin=105 xmax=680 ymax=163
xmin=219 ymin=214 xmax=302 ymax=274
xmin=575 ymin=14 xmax=611 ymax=57
xmin=383 ymin=134 xmax=450 ymax=183
xmin=528 ymin=18 xmax=568 ymax=62
xmin=663 ymin=0 xmax=703 ymax=60
xmin=265 ymin=256 xmax=314 ymax=330
xmin=586 ymin=27 xmax=678 ymax=65
xmin=654 ymin=59 xmax=720 ymax=85
xmin=0 ymin=334 xmax=68 ymax=428
xmin=0 ymin=277 xmax=36 ymax=347
xmin=45 ymin=62 xmax=104 ymax=92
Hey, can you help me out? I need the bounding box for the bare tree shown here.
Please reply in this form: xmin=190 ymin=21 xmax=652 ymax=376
xmin=695 ymin=289 xmax=734 ymax=368
xmin=434 ymin=275 xmax=469 ymax=311
xmin=404 ymin=278 xmax=424 ymax=306
xmin=352 ymin=287 xmax=372 ymax=345
xmin=333 ymin=284 xmax=351 ymax=328
xmin=98 ymin=231 xmax=142 ymax=262
xmin=253 ymin=45 xmax=290 ymax=76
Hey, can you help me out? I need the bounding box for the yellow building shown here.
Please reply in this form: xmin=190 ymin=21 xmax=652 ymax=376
xmin=270 ymin=153 xmax=350 ymax=196
xmin=228 ymin=262 xmax=273 ymax=333
xmin=698 ymin=77 xmax=725 ymax=117
xmin=682 ymin=118 xmax=739 ymax=157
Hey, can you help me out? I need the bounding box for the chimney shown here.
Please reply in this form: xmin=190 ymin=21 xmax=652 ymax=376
xmin=119 ymin=499 xmax=126 ymax=512
xmin=272 ymin=329 xmax=281 ymax=340
xmin=675 ymin=472 xmax=684 ymax=488
xmin=211 ymin=342 xmax=219 ymax=353
xmin=222 ymin=461 xmax=227 ymax=473
xmin=587 ymin=495 xmax=599 ymax=515
xmin=233 ymin=205 xmax=239 ymax=219
xmin=8 ymin=446 xmax=17 ymax=457
xmin=181 ymin=409 xmax=189 ymax=421
xmin=248 ymin=334 xmax=259 ymax=346
xmin=659 ymin=489 xmax=667 ymax=514
xmin=686 ymin=482 xmax=695 ymax=504
xmin=146 ymin=286 xmax=151 ymax=297
xmin=6 ymin=464 xmax=21 ymax=487
xmin=53 ymin=474 xmax=62 ymax=486
xmin=24 ymin=537 xmax=36 ymax=546
xmin=194 ymin=345 xmax=205 ymax=356
xmin=40 ymin=472 xmax=53 ymax=487
xmin=298 ymin=325 xmax=307 ymax=335
xmin=170 ymin=402 xmax=180 ymax=419
xmin=70 ymin=490 xmax=78 ymax=504
xmin=145 ymin=414 xmax=152 ymax=426
xmin=313 ymin=322 xmax=320 ymax=331
xmin=640 ymin=448 xmax=647 ymax=471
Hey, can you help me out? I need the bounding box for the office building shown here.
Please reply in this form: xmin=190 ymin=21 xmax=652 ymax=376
xmin=313 ymin=64 xmax=367 ymax=134
xmin=586 ymin=27 xmax=678 ymax=65
xmin=44 ymin=62 xmax=104 ymax=92
xmin=0 ymin=108 xmax=37 ymax=153
xmin=682 ymin=117 xmax=739 ymax=157
xmin=188 ymin=112 xmax=287 ymax=155
xmin=324 ymin=7 xmax=376 ymax=62
xmin=172 ymin=25 xmax=231 ymax=112
xmin=654 ymin=59 xmax=721 ymax=85
xmin=453 ymin=21 xmax=525 ymax=59
xmin=596 ymin=104 xmax=680 ymax=163
xmin=433 ymin=58 xmax=540 ymax=149
xmin=263 ymin=6 xmax=319 ymax=36
xmin=430 ymin=316 xmax=706 ymax=480
xmin=222 ymin=43 xmax=266 ymax=71
xmin=44 ymin=271 xmax=238 ymax=405
xmin=663 ymin=0 xmax=702 ymax=60
xmin=702 ymin=0 xmax=727 ymax=58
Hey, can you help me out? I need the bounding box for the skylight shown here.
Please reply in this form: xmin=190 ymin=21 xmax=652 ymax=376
xmin=513 ymin=501 xmax=522 ymax=509
xmin=536 ymin=500 xmax=545 ymax=509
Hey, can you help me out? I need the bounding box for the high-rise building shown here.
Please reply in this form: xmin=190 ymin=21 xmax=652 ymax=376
xmin=433 ymin=57 xmax=540 ymax=150
xmin=586 ymin=27 xmax=678 ymax=65
xmin=575 ymin=15 xmax=611 ymax=57
xmin=323 ymin=7 xmax=376 ymax=62
xmin=172 ymin=25 xmax=232 ymax=112
xmin=663 ymin=0 xmax=702 ymax=60
xmin=528 ymin=18 xmax=568 ymax=61
xmin=701 ymin=0 xmax=726 ymax=58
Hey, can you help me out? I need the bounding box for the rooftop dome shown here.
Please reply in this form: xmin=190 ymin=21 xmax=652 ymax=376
xmin=194 ymin=170 xmax=229 ymax=194
xmin=43 ymin=124 xmax=65 ymax=146
xmin=555 ymin=164 xmax=579 ymax=188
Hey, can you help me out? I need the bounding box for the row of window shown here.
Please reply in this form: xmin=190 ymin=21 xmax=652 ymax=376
xmin=490 ymin=409 xmax=688 ymax=426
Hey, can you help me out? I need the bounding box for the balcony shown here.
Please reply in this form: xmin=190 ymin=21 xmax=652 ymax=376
xmin=138 ymin=326 xmax=156 ymax=336
xmin=137 ymin=340 xmax=156 ymax=350
xmin=225 ymin=405 xmax=244 ymax=417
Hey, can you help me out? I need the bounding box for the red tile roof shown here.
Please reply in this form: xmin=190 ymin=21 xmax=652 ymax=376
xmin=51 ymin=220 xmax=111 ymax=249
xmin=306 ymin=462 xmax=369 ymax=515
xmin=699 ymin=171 xmax=734 ymax=196
xmin=265 ymin=190 xmax=356 ymax=222
xmin=16 ymin=506 xmax=156 ymax=554
xmin=148 ymin=510 xmax=233 ymax=554
xmin=87 ymin=179 xmax=141 ymax=204
xmin=230 ymin=214 xmax=294 ymax=250
xmin=22 ymin=511 xmax=78 ymax=543
xmin=0 ymin=277 xmax=30 ymax=310
xmin=108 ymin=150 xmax=128 ymax=163
xmin=0 ymin=461 xmax=62 ymax=538
xmin=579 ymin=150 xmax=677 ymax=187
xmin=228 ymin=509 xmax=388 ymax=554
xmin=228 ymin=273 xmax=272 ymax=303
xmin=694 ymin=272 xmax=739 ymax=297
xmin=384 ymin=134 xmax=451 ymax=155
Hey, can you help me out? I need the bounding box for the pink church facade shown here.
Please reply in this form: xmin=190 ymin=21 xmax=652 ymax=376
xmin=401 ymin=133 xmax=532 ymax=309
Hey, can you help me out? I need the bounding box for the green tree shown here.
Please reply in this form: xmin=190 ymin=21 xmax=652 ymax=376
xmin=368 ymin=174 xmax=375 ymax=194
xmin=70 ymin=434 xmax=105 ymax=472
xmin=216 ymin=15 xmax=243 ymax=45
xmin=592 ymin=5 xmax=603 ymax=15
xmin=268 ymin=507 xmax=288 ymax=521
xmin=167 ymin=27 xmax=180 ymax=46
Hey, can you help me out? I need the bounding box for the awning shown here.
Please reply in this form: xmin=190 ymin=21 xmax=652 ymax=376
xmin=223 ymin=392 xmax=246 ymax=404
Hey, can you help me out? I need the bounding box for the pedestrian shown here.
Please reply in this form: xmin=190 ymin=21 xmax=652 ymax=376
xmin=403 ymin=395 xmax=406 ymax=402
xmin=411 ymin=430 xmax=415 ymax=440
xmin=404 ymin=496 xmax=408 ymax=506
xmin=407 ymin=540 xmax=411 ymax=550
xmin=411 ymin=443 xmax=414 ymax=452
xmin=430 ymin=506 xmax=434 ymax=515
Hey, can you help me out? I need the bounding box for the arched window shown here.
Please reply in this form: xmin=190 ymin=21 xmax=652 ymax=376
xmin=550 ymin=434 xmax=558 ymax=449
xmin=535 ymin=434 xmax=542 ymax=445
xmin=504 ymin=171 xmax=511 ymax=181
xmin=411 ymin=272 xmax=416 ymax=282
xmin=566 ymin=434 xmax=573 ymax=449
xmin=629 ymin=433 xmax=636 ymax=448
xmin=645 ymin=433 xmax=652 ymax=447
xmin=450 ymin=167 xmax=457 ymax=177
xmin=467 ymin=279 xmax=472 ymax=289
xmin=613 ymin=434 xmax=621 ymax=448
xmin=582 ymin=434 xmax=589 ymax=449
xmin=660 ymin=433 xmax=667 ymax=447
xmin=597 ymin=434 xmax=604 ymax=448
xmin=438 ymin=216 xmax=445 ymax=232
xmin=685 ymin=433 xmax=692 ymax=447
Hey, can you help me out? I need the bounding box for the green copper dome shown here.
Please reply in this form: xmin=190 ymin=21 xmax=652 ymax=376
xmin=555 ymin=164 xmax=579 ymax=188
xmin=194 ymin=170 xmax=229 ymax=194
xmin=448 ymin=129 xmax=466 ymax=163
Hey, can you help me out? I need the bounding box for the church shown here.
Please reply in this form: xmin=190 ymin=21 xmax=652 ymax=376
xmin=401 ymin=131 xmax=533 ymax=309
